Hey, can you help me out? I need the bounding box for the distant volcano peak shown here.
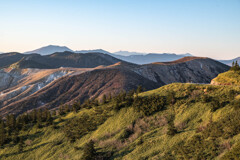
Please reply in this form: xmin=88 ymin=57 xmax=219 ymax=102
xmin=24 ymin=45 xmax=73 ymax=55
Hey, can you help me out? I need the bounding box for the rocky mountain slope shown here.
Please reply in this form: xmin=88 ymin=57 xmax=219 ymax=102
xmin=110 ymin=57 xmax=230 ymax=85
xmin=0 ymin=51 xmax=122 ymax=69
xmin=0 ymin=67 xmax=159 ymax=116
xmin=0 ymin=68 xmax=92 ymax=115
xmin=0 ymin=57 xmax=229 ymax=116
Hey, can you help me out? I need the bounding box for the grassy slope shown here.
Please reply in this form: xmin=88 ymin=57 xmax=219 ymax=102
xmin=211 ymin=70 xmax=240 ymax=85
xmin=1 ymin=83 xmax=240 ymax=159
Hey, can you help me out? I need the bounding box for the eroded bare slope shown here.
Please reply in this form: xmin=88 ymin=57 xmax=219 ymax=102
xmin=0 ymin=57 xmax=230 ymax=116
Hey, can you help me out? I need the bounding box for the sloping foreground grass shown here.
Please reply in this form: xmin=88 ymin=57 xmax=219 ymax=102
xmin=0 ymin=83 xmax=240 ymax=159
xmin=211 ymin=70 xmax=240 ymax=85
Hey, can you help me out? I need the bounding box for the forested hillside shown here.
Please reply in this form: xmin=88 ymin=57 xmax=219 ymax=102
xmin=0 ymin=71 xmax=240 ymax=159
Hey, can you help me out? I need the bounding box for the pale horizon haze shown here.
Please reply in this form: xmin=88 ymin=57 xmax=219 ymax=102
xmin=0 ymin=0 xmax=240 ymax=60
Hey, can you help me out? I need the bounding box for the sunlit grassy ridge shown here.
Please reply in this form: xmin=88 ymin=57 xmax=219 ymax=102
xmin=1 ymin=83 xmax=240 ymax=159
xmin=211 ymin=70 xmax=240 ymax=85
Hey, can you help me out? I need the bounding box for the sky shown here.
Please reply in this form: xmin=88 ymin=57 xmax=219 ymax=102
xmin=0 ymin=0 xmax=239 ymax=60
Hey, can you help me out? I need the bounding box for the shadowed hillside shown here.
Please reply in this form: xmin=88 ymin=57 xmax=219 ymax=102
xmin=0 ymin=51 xmax=122 ymax=69
xmin=110 ymin=57 xmax=230 ymax=85
xmin=0 ymin=57 xmax=230 ymax=116
xmin=0 ymin=68 xmax=159 ymax=116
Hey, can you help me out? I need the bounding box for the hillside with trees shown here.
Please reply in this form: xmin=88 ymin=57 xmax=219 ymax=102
xmin=0 ymin=73 xmax=240 ymax=159
xmin=211 ymin=61 xmax=240 ymax=85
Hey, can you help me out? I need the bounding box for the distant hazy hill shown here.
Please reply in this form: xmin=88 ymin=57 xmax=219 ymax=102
xmin=113 ymin=51 xmax=145 ymax=56
xmin=76 ymin=49 xmax=110 ymax=54
xmin=75 ymin=50 xmax=193 ymax=64
xmin=220 ymin=57 xmax=240 ymax=66
xmin=24 ymin=45 xmax=73 ymax=55
xmin=111 ymin=53 xmax=193 ymax=64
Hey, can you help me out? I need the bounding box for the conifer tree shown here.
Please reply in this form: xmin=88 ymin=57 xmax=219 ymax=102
xmin=64 ymin=105 xmax=70 ymax=114
xmin=72 ymin=101 xmax=81 ymax=113
xmin=59 ymin=106 xmax=65 ymax=115
xmin=167 ymin=91 xmax=176 ymax=106
xmin=46 ymin=111 xmax=53 ymax=125
xmin=6 ymin=114 xmax=16 ymax=136
xmin=235 ymin=61 xmax=240 ymax=70
xmin=18 ymin=137 xmax=24 ymax=153
xmin=52 ymin=110 xmax=56 ymax=116
xmin=0 ymin=121 xmax=6 ymax=146
xmin=167 ymin=122 xmax=177 ymax=136
xmin=81 ymin=140 xmax=96 ymax=160
xmin=136 ymin=85 xmax=143 ymax=95
xmin=92 ymin=99 xmax=99 ymax=107
xmin=12 ymin=130 xmax=19 ymax=144
xmin=36 ymin=109 xmax=42 ymax=128
xmin=102 ymin=94 xmax=107 ymax=104
xmin=232 ymin=61 xmax=235 ymax=67
xmin=231 ymin=61 xmax=240 ymax=71
xmin=31 ymin=109 xmax=37 ymax=123
xmin=108 ymin=93 xmax=112 ymax=101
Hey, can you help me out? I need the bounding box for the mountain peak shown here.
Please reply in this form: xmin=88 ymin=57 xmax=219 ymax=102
xmin=24 ymin=45 xmax=73 ymax=55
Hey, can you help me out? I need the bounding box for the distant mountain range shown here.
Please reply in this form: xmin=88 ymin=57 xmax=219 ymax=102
xmin=111 ymin=53 xmax=193 ymax=64
xmin=22 ymin=45 xmax=194 ymax=64
xmin=2 ymin=45 xmax=238 ymax=65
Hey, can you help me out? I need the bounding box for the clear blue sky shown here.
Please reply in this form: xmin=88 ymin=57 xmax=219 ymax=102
xmin=0 ymin=0 xmax=239 ymax=59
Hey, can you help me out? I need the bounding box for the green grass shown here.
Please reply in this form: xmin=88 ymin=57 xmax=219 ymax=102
xmin=1 ymin=83 xmax=240 ymax=159
xmin=212 ymin=70 xmax=240 ymax=85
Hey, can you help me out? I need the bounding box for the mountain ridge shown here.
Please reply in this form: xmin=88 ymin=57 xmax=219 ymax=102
xmin=0 ymin=51 xmax=122 ymax=69
xmin=2 ymin=45 xmax=239 ymax=66
xmin=0 ymin=56 xmax=229 ymax=116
